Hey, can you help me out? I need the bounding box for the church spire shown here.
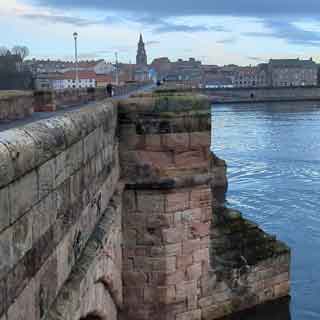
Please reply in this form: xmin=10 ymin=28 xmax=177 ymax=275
xmin=136 ymin=33 xmax=147 ymax=66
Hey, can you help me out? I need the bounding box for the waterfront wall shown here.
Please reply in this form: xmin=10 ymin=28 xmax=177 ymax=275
xmin=0 ymin=92 xmax=290 ymax=320
xmin=156 ymin=85 xmax=320 ymax=103
xmin=202 ymin=86 xmax=320 ymax=103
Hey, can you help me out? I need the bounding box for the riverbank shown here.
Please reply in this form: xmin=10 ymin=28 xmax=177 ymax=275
xmin=203 ymin=85 xmax=320 ymax=104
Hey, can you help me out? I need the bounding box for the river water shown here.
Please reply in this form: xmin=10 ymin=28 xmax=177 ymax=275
xmin=212 ymin=102 xmax=320 ymax=320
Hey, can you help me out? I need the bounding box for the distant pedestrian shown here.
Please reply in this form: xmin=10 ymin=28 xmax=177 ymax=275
xmin=106 ymin=83 xmax=113 ymax=97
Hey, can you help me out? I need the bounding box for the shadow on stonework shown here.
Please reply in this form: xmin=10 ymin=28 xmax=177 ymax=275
xmin=220 ymin=296 xmax=291 ymax=320
xmin=208 ymin=158 xmax=291 ymax=319
xmin=80 ymin=315 xmax=104 ymax=320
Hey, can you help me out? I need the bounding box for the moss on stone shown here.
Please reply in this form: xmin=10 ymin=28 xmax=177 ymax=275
xmin=118 ymin=93 xmax=210 ymax=116
xmin=153 ymin=109 xmax=210 ymax=118
xmin=153 ymin=94 xmax=210 ymax=113
xmin=214 ymin=207 xmax=291 ymax=268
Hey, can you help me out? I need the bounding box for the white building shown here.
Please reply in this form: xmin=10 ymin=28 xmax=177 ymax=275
xmin=59 ymin=71 xmax=96 ymax=89
xmin=35 ymin=69 xmax=115 ymax=91
xmin=26 ymin=59 xmax=115 ymax=76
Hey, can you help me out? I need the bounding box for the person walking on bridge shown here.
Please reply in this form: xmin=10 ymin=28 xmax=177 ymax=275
xmin=106 ymin=83 xmax=113 ymax=97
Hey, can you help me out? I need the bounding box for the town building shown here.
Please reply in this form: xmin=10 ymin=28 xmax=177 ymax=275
xmin=151 ymin=57 xmax=172 ymax=80
xmin=53 ymin=71 xmax=96 ymax=90
xmin=34 ymin=73 xmax=64 ymax=90
xmin=56 ymin=71 xmax=96 ymax=89
xmin=134 ymin=67 xmax=149 ymax=82
xmin=117 ymin=63 xmax=135 ymax=83
xmin=166 ymin=58 xmax=203 ymax=87
xmin=25 ymin=59 xmax=115 ymax=76
xmin=268 ymin=58 xmax=318 ymax=87
xmin=233 ymin=66 xmax=267 ymax=87
xmin=34 ymin=71 xmax=113 ymax=90
xmin=95 ymin=74 xmax=114 ymax=88
xmin=201 ymin=64 xmax=233 ymax=88
xmin=202 ymin=73 xmax=233 ymax=88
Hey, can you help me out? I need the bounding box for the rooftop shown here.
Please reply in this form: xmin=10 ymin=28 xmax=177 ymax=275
xmin=269 ymin=58 xmax=317 ymax=68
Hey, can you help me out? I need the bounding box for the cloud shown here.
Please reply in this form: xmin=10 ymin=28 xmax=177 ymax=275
xmin=247 ymin=56 xmax=266 ymax=62
xmin=14 ymin=0 xmax=320 ymax=44
xmin=18 ymin=12 xmax=122 ymax=27
xmin=145 ymin=40 xmax=160 ymax=46
xmin=154 ymin=23 xmax=213 ymax=33
xmin=216 ymin=37 xmax=237 ymax=44
xmin=34 ymin=0 xmax=320 ymax=18
xmin=128 ymin=14 xmax=228 ymax=34
xmin=155 ymin=23 xmax=228 ymax=33
xmin=14 ymin=3 xmax=228 ymax=35
xmin=244 ymin=19 xmax=320 ymax=46
xmin=31 ymin=0 xmax=320 ymax=42
xmin=20 ymin=13 xmax=101 ymax=26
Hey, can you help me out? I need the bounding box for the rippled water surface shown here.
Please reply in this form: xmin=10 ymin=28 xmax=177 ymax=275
xmin=212 ymin=102 xmax=320 ymax=320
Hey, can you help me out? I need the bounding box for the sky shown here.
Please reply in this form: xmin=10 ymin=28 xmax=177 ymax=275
xmin=1 ymin=0 xmax=320 ymax=65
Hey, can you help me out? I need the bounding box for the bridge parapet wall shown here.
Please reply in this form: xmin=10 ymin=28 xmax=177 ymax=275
xmin=0 ymin=99 xmax=121 ymax=320
xmin=0 ymin=91 xmax=34 ymax=122
xmin=34 ymin=82 xmax=152 ymax=112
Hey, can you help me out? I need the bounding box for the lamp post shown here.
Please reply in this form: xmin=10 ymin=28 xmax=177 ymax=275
xmin=115 ymin=52 xmax=119 ymax=86
xmin=73 ymin=32 xmax=79 ymax=88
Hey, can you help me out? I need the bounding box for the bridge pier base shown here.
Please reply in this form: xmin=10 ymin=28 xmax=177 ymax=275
xmin=119 ymin=94 xmax=290 ymax=320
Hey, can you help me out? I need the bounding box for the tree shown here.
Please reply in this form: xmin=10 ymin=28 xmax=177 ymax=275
xmin=0 ymin=45 xmax=32 ymax=89
xmin=0 ymin=46 xmax=9 ymax=56
xmin=11 ymin=46 xmax=29 ymax=60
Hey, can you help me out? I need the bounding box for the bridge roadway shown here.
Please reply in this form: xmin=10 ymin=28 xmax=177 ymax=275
xmin=0 ymin=84 xmax=155 ymax=133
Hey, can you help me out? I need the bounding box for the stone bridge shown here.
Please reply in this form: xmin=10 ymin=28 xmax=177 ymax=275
xmin=0 ymin=91 xmax=290 ymax=320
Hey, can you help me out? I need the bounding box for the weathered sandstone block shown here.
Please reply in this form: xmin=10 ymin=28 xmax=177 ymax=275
xmin=120 ymin=93 xmax=290 ymax=320
xmin=0 ymin=92 xmax=290 ymax=320
xmin=0 ymin=99 xmax=120 ymax=320
xmin=0 ymin=92 xmax=34 ymax=122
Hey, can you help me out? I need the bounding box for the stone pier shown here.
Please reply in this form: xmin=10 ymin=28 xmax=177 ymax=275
xmin=119 ymin=94 xmax=290 ymax=320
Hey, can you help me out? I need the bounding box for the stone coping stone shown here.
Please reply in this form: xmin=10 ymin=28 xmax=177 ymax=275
xmin=0 ymin=91 xmax=33 ymax=100
xmin=0 ymin=99 xmax=115 ymax=188
xmin=118 ymin=94 xmax=210 ymax=115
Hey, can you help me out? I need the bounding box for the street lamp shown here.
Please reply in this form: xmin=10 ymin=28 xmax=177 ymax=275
xmin=115 ymin=52 xmax=119 ymax=86
xmin=73 ymin=32 xmax=79 ymax=88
